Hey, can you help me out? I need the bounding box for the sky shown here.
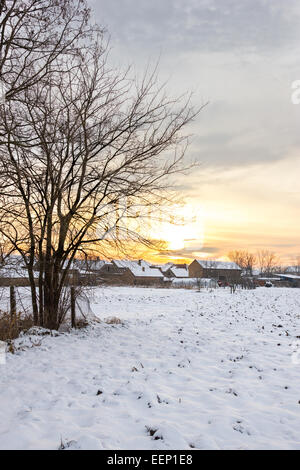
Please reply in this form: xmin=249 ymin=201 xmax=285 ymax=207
xmin=89 ymin=0 xmax=300 ymax=265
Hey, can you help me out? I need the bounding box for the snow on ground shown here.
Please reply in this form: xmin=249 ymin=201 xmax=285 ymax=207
xmin=0 ymin=286 xmax=300 ymax=450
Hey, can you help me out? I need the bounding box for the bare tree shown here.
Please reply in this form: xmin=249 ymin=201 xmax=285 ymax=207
xmin=257 ymin=250 xmax=279 ymax=276
xmin=0 ymin=0 xmax=95 ymax=101
xmin=292 ymin=255 xmax=300 ymax=274
xmin=0 ymin=26 xmax=200 ymax=329
xmin=228 ymin=250 xmax=256 ymax=276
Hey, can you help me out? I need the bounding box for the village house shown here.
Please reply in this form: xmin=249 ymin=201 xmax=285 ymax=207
xmin=152 ymin=262 xmax=174 ymax=275
xmin=188 ymin=259 xmax=242 ymax=283
xmin=86 ymin=260 xmax=122 ymax=283
xmin=0 ymin=256 xmax=38 ymax=286
xmin=275 ymin=273 xmax=300 ymax=288
xmin=70 ymin=258 xmax=125 ymax=285
xmin=0 ymin=265 xmax=36 ymax=287
xmin=64 ymin=258 xmax=165 ymax=286
xmin=80 ymin=260 xmax=125 ymax=285
xmin=113 ymin=260 xmax=165 ymax=286
xmin=163 ymin=266 xmax=189 ymax=278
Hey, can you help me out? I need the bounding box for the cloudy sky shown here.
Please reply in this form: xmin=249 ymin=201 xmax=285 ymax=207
xmin=89 ymin=0 xmax=300 ymax=264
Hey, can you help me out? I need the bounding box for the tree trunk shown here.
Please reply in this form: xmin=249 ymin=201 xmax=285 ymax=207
xmin=71 ymin=287 xmax=76 ymax=328
xmin=28 ymin=267 xmax=38 ymax=324
xmin=10 ymin=285 xmax=16 ymax=317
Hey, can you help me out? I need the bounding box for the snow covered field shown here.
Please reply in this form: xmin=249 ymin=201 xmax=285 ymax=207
xmin=0 ymin=286 xmax=300 ymax=450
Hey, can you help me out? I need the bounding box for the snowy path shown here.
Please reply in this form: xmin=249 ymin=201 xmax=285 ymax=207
xmin=0 ymin=287 xmax=300 ymax=449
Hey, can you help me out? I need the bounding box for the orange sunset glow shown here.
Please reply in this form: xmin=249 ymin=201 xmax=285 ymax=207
xmin=144 ymin=151 xmax=300 ymax=266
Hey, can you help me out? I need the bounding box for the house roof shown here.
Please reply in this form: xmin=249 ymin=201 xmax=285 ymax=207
xmin=193 ymin=260 xmax=242 ymax=270
xmin=277 ymin=273 xmax=300 ymax=280
xmin=169 ymin=267 xmax=189 ymax=278
xmin=0 ymin=266 xmax=38 ymax=279
xmin=114 ymin=260 xmax=164 ymax=278
xmin=153 ymin=262 xmax=174 ymax=272
xmin=138 ymin=259 xmax=152 ymax=269
xmin=84 ymin=259 xmax=106 ymax=270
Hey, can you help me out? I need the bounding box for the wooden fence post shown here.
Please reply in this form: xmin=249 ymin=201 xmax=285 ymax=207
xmin=10 ymin=285 xmax=16 ymax=317
xmin=71 ymin=286 xmax=76 ymax=328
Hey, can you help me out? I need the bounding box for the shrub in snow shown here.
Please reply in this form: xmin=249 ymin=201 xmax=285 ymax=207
xmin=104 ymin=316 xmax=123 ymax=325
xmin=0 ymin=311 xmax=33 ymax=341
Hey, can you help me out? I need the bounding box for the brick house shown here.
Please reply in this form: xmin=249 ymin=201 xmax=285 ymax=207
xmin=77 ymin=260 xmax=125 ymax=285
xmin=152 ymin=262 xmax=174 ymax=275
xmin=113 ymin=260 xmax=165 ymax=286
xmin=188 ymin=260 xmax=242 ymax=282
xmin=74 ymin=259 xmax=164 ymax=286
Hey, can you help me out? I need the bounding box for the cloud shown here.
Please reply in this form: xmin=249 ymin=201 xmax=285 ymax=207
xmin=158 ymin=245 xmax=220 ymax=259
xmin=90 ymin=0 xmax=300 ymax=54
xmin=87 ymin=1 xmax=300 ymax=262
xmin=89 ymin=0 xmax=300 ymax=170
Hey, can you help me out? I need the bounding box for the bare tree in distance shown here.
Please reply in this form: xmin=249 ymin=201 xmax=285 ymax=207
xmin=257 ymin=249 xmax=279 ymax=276
xmin=228 ymin=250 xmax=256 ymax=276
xmin=0 ymin=17 xmax=202 ymax=329
xmin=291 ymin=255 xmax=300 ymax=273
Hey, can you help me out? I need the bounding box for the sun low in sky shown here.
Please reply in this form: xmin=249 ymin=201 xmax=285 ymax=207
xmin=90 ymin=0 xmax=300 ymax=265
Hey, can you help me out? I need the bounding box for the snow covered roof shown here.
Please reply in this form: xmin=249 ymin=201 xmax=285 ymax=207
xmin=84 ymin=259 xmax=106 ymax=270
xmin=113 ymin=260 xmax=164 ymax=278
xmin=152 ymin=262 xmax=174 ymax=272
xmin=61 ymin=260 xmax=80 ymax=271
xmin=277 ymin=273 xmax=300 ymax=280
xmin=194 ymin=260 xmax=241 ymax=270
xmin=169 ymin=267 xmax=189 ymax=278
xmin=0 ymin=266 xmax=38 ymax=279
xmin=138 ymin=259 xmax=152 ymax=269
